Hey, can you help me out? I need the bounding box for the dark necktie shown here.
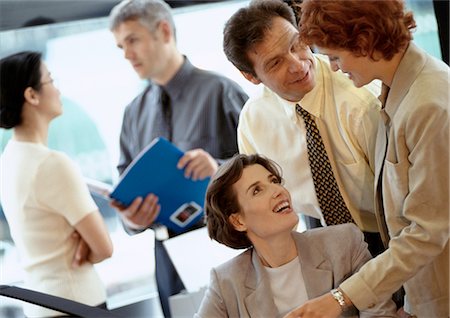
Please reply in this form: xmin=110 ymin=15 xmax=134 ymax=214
xmin=296 ymin=104 xmax=354 ymax=225
xmin=153 ymin=87 xmax=172 ymax=141
xmin=375 ymin=124 xmax=390 ymax=247
xmin=375 ymin=85 xmax=391 ymax=247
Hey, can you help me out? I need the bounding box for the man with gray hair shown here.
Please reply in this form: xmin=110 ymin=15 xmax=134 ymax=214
xmin=108 ymin=0 xmax=248 ymax=316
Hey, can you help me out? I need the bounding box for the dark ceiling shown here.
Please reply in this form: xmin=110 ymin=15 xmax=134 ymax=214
xmin=0 ymin=0 xmax=225 ymax=31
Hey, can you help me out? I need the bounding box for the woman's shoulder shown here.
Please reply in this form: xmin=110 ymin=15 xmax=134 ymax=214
xmin=300 ymin=222 xmax=360 ymax=236
xmin=214 ymin=248 xmax=253 ymax=276
xmin=41 ymin=148 xmax=72 ymax=165
xmin=37 ymin=149 xmax=79 ymax=177
xmin=294 ymin=224 xmax=363 ymax=251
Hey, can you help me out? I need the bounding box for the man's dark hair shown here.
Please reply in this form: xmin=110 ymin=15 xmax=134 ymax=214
xmin=223 ymin=0 xmax=297 ymax=77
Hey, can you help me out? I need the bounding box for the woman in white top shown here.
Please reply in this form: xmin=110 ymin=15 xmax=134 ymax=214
xmin=195 ymin=154 xmax=396 ymax=317
xmin=0 ymin=51 xmax=113 ymax=317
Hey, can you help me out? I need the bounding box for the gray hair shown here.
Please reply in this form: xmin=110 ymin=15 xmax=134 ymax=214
xmin=109 ymin=0 xmax=176 ymax=38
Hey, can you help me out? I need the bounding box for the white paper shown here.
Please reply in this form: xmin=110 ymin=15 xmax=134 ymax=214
xmin=163 ymin=227 xmax=242 ymax=292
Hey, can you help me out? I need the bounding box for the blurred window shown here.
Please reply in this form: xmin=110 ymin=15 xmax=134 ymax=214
xmin=406 ymin=0 xmax=442 ymax=60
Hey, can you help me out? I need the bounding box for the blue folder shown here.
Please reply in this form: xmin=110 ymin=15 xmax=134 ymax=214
xmin=110 ymin=138 xmax=209 ymax=234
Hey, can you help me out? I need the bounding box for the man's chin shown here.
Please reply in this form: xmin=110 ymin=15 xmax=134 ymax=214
xmin=352 ymin=80 xmax=365 ymax=88
xmin=136 ymin=71 xmax=146 ymax=79
xmin=291 ymin=81 xmax=315 ymax=100
xmin=133 ymin=67 xmax=147 ymax=79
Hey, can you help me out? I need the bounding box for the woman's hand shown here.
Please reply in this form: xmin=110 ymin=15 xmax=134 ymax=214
xmin=71 ymin=231 xmax=90 ymax=268
xmin=74 ymin=211 xmax=113 ymax=264
xmin=283 ymin=293 xmax=342 ymax=318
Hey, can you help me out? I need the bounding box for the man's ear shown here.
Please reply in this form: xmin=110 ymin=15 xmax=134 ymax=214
xmin=241 ymin=71 xmax=261 ymax=85
xmin=228 ymin=213 xmax=247 ymax=232
xmin=24 ymin=87 xmax=39 ymax=106
xmin=159 ymin=20 xmax=173 ymax=43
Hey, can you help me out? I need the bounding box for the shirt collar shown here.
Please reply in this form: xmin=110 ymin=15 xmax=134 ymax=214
xmin=301 ymin=56 xmax=324 ymax=118
xmin=161 ymin=56 xmax=193 ymax=100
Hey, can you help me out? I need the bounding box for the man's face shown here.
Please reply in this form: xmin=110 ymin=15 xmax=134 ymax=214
xmin=113 ymin=19 xmax=167 ymax=79
xmin=245 ymin=17 xmax=316 ymax=102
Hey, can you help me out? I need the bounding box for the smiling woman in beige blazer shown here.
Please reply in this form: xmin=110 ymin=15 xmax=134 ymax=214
xmin=293 ymin=1 xmax=450 ymax=317
xmin=195 ymin=154 xmax=396 ymax=318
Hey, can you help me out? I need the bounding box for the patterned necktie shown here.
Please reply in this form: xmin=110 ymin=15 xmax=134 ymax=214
xmin=153 ymin=87 xmax=172 ymax=141
xmin=296 ymin=104 xmax=354 ymax=225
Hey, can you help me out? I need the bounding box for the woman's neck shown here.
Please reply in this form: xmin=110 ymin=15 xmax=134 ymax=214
xmin=254 ymin=233 xmax=298 ymax=268
xmin=13 ymin=116 xmax=49 ymax=145
xmin=378 ymin=44 xmax=409 ymax=87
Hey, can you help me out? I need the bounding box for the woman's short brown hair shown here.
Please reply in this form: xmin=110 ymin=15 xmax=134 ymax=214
xmin=298 ymin=0 xmax=416 ymax=60
xmin=205 ymin=154 xmax=283 ymax=249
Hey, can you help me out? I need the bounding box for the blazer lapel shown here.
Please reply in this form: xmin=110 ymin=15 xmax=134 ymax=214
xmin=244 ymin=249 xmax=278 ymax=317
xmin=292 ymin=232 xmax=333 ymax=299
xmin=375 ymin=43 xmax=427 ymax=176
xmin=374 ymin=43 xmax=428 ymax=247
xmin=384 ymin=43 xmax=426 ymax=118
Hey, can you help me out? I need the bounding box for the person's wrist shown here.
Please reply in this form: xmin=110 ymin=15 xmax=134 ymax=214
xmin=120 ymin=215 xmax=149 ymax=233
xmin=330 ymin=288 xmax=351 ymax=312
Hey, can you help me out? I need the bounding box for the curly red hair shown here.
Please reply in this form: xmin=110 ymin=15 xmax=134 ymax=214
xmin=297 ymin=0 xmax=416 ymax=60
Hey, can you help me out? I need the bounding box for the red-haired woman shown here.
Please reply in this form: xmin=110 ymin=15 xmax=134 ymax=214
xmin=284 ymin=1 xmax=449 ymax=317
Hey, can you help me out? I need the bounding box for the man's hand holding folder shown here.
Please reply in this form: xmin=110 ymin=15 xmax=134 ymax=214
xmin=109 ymin=138 xmax=214 ymax=234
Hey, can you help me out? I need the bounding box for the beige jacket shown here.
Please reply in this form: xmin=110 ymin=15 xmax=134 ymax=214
xmin=195 ymin=224 xmax=396 ymax=317
xmin=341 ymin=43 xmax=449 ymax=317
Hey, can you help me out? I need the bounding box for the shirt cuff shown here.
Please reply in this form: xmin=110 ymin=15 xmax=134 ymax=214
xmin=339 ymin=272 xmax=380 ymax=310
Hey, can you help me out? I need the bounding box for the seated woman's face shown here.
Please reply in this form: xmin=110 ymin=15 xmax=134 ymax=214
xmin=230 ymin=164 xmax=299 ymax=242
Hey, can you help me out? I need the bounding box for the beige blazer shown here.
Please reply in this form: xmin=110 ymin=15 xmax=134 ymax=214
xmin=195 ymin=224 xmax=396 ymax=317
xmin=341 ymin=43 xmax=449 ymax=317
